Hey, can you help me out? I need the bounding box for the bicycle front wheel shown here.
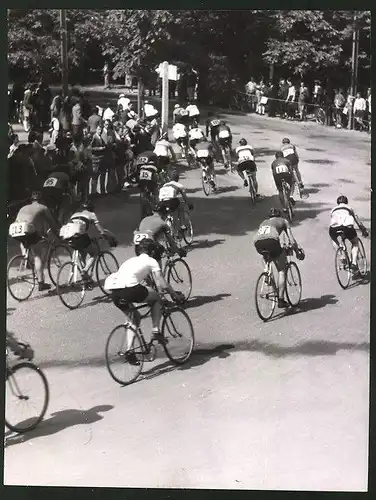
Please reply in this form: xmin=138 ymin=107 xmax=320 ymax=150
xmin=105 ymin=324 xmax=144 ymax=385
xmin=56 ymin=261 xmax=86 ymax=309
xmin=5 ymin=362 xmax=49 ymax=433
xmin=285 ymin=261 xmax=302 ymax=307
xmin=356 ymin=238 xmax=368 ymax=276
xmin=96 ymin=251 xmax=119 ymax=296
xmin=162 ymin=308 xmax=195 ymax=364
xmin=7 ymin=254 xmax=36 ymax=302
xmin=166 ymin=258 xmax=192 ymax=302
xmin=255 ymin=272 xmax=278 ymax=321
xmin=202 ymin=171 xmax=211 ymax=196
xmin=335 ymin=247 xmax=351 ymax=289
xmin=47 ymin=243 xmax=72 ymax=286
xmin=248 ymin=176 xmax=256 ymax=205
xmin=283 ymin=186 xmax=293 ymax=222
xmin=181 ymin=212 xmax=194 ymax=246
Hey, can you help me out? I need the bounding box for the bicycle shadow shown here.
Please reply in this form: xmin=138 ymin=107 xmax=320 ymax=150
xmin=267 ymin=294 xmax=339 ymax=322
xmin=188 ymin=238 xmax=226 ymax=251
xmin=4 ymin=405 xmax=114 ymax=448
xmin=185 ymin=293 xmax=231 ymax=310
xmin=7 ymin=307 xmax=16 ymax=316
xmin=347 ymin=270 xmax=371 ymax=288
xmin=216 ymin=185 xmax=240 ymax=194
xmin=78 ymin=294 xmax=113 ymax=310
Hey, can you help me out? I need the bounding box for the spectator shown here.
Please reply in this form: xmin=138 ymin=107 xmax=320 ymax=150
xmin=286 ymin=80 xmax=296 ymax=120
xmin=35 ymin=79 xmax=52 ymax=130
xmin=313 ymin=79 xmax=323 ymax=105
xmin=60 ymin=94 xmax=72 ymax=136
xmin=177 ymin=71 xmax=188 ymax=103
xmin=298 ymin=82 xmax=309 ymax=121
xmin=8 ymin=134 xmax=19 ymax=159
xmin=278 ymin=79 xmax=289 ymax=118
xmin=80 ymin=92 xmax=91 ymax=120
xmin=117 ymin=93 xmax=130 ymax=112
xmin=144 ymin=100 xmax=158 ymax=119
xmin=353 ymin=92 xmax=367 ymax=131
xmin=333 ymin=88 xmax=346 ymax=128
xmin=117 ymin=104 xmax=129 ymax=125
xmin=87 ymin=107 xmax=102 ymax=135
xmin=103 ymin=62 xmax=110 ymax=89
xmin=186 ymin=68 xmax=198 ymax=101
xmin=90 ymin=124 xmax=107 ymax=196
xmin=366 ymin=88 xmax=371 ymax=131
xmin=68 ymin=135 xmax=90 ymax=200
xmin=10 ymin=79 xmax=25 ymax=122
xmin=22 ymin=84 xmax=33 ymax=132
xmin=102 ymin=119 xmax=117 ymax=193
xmin=72 ymin=97 xmax=85 ymax=140
xmin=103 ymin=105 xmax=115 ymax=122
xmin=50 ymin=89 xmax=63 ymax=121
xmin=49 ymin=115 xmax=61 ymax=145
xmin=267 ymin=81 xmax=278 ymax=117
xmin=245 ymin=77 xmax=257 ymax=112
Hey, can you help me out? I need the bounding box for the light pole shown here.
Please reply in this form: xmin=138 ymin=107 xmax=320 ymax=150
xmin=60 ymin=9 xmax=68 ymax=96
xmin=348 ymin=11 xmax=359 ymax=130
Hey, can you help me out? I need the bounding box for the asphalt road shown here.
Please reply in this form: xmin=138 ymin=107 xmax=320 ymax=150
xmin=5 ymin=112 xmax=371 ymax=491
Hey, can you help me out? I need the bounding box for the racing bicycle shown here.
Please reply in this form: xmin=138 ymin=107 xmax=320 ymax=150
xmin=165 ymin=203 xmax=194 ymax=248
xmin=105 ymin=296 xmax=195 ymax=385
xmin=334 ymin=229 xmax=368 ymax=289
xmin=281 ymin=179 xmax=294 ymax=222
xmin=255 ymin=244 xmax=302 ymax=321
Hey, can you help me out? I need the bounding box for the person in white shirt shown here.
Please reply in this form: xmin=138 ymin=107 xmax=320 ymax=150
xmin=104 ymin=238 xmax=183 ymax=354
xmin=172 ymin=122 xmax=189 ymax=157
xmin=286 ymin=80 xmax=296 ymax=119
xmin=235 ymin=138 xmax=259 ymax=195
xmin=353 ymin=92 xmax=367 ymax=130
xmin=102 ymin=106 xmax=115 ymax=122
xmin=154 ymin=132 xmax=177 ymax=169
xmin=49 ymin=116 xmax=60 ymax=145
xmin=186 ymin=102 xmax=200 ymax=127
xmin=158 ymin=169 xmax=193 ymax=232
xmin=188 ymin=126 xmax=206 ymax=150
xmin=329 ymin=195 xmax=368 ymax=271
xmin=117 ymin=94 xmax=130 ymax=111
xmin=144 ymin=100 xmax=159 ymax=119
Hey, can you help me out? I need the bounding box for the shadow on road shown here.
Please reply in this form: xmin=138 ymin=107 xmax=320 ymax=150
xmin=188 ymin=238 xmax=226 ymax=251
xmin=7 ymin=307 xmax=16 ymax=316
xmin=185 ymin=293 xmax=231 ymax=310
xmin=305 ymin=159 xmax=337 ymax=165
xmin=293 ymin=201 xmax=330 ymax=225
xmin=337 ymin=178 xmax=354 ymax=184
xmin=304 ymin=147 xmax=326 ymax=152
xmin=4 ymin=405 xmax=114 ymax=448
xmin=347 ymin=270 xmax=371 ymax=288
xmin=216 ymin=184 xmax=240 ymax=194
xmin=310 ymin=182 xmax=330 ymax=188
xmin=286 ymin=294 xmax=339 ymax=315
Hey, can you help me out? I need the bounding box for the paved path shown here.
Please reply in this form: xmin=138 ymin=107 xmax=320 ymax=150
xmin=5 ymin=112 xmax=371 ymax=490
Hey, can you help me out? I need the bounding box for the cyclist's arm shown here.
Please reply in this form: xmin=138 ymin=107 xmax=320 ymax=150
xmin=91 ymin=212 xmax=106 ymax=235
xmin=284 ymin=221 xmax=298 ymax=247
xmin=44 ymin=207 xmax=60 ymax=234
xmin=152 ymin=269 xmax=175 ymax=295
xmin=352 ymin=210 xmax=366 ymax=230
xmin=205 ymin=121 xmax=210 ymax=137
xmin=168 ymin=144 xmax=177 ymax=162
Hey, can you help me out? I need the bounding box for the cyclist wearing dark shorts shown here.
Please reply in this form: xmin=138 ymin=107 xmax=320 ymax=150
xmin=42 ymin=169 xmax=72 ymax=217
xmin=206 ymin=113 xmax=222 ymax=144
xmin=236 ymin=138 xmax=259 ymax=195
xmin=254 ymin=208 xmax=303 ymax=309
xmin=280 ymin=138 xmax=304 ymax=189
xmin=272 ymin=151 xmax=294 ymax=211
xmin=137 ymin=151 xmax=159 ymax=193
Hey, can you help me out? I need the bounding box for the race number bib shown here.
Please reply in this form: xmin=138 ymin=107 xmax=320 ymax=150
xmin=190 ymin=129 xmax=203 ymax=140
xmin=9 ymin=222 xmax=34 ymax=238
xmin=239 ymin=151 xmax=254 ymax=162
xmin=133 ymin=232 xmax=150 ymax=244
xmin=154 ymin=145 xmax=168 ymax=157
xmin=59 ymin=221 xmax=86 ymax=239
xmin=219 ymin=130 xmax=230 ymax=139
xmin=257 ymin=225 xmax=271 ymax=236
xmin=210 ymin=119 xmax=220 ymax=127
xmin=276 ymin=165 xmax=289 ymax=174
xmin=139 ymin=169 xmax=152 ymax=181
xmin=43 ymin=177 xmax=58 ymax=188
xmin=197 ymin=149 xmax=209 ymax=158
xmin=282 ymin=148 xmax=295 ymax=157
xmin=137 ymin=156 xmax=149 ymax=165
xmin=159 ymin=186 xmax=175 ymax=200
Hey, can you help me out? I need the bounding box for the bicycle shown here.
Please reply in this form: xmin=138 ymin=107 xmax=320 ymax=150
xmin=281 ymin=179 xmax=294 ymax=222
xmin=245 ymin=170 xmax=257 ymax=205
xmin=165 ymin=204 xmax=194 ymax=248
xmin=334 ymin=229 xmax=368 ymax=289
xmin=161 ymin=248 xmax=192 ymax=303
xmin=5 ymin=344 xmax=49 ymax=433
xmin=291 ymin=168 xmax=309 ymax=200
xmin=7 ymin=230 xmax=72 ymax=301
xmin=56 ymin=236 xmax=119 ymax=309
xmin=315 ymin=106 xmax=326 ymax=125
xmin=220 ymin=144 xmax=235 ymax=172
xmin=255 ymin=244 xmax=302 ymax=321
xmin=105 ymin=296 xmax=195 ymax=385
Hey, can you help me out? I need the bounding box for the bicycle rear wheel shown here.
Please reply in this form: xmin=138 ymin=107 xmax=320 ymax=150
xmin=47 ymin=243 xmax=72 ymax=286
xmin=105 ymin=324 xmax=144 ymax=385
xmin=7 ymin=254 xmax=36 ymax=302
xmin=202 ymin=171 xmax=211 ymax=196
xmin=96 ymin=251 xmax=119 ymax=296
xmin=162 ymin=308 xmax=194 ymax=364
xmin=335 ymin=247 xmax=351 ymax=289
xmin=356 ymin=239 xmax=367 ymax=276
xmin=166 ymin=258 xmax=192 ymax=302
xmin=181 ymin=211 xmax=193 ymax=246
xmin=285 ymin=261 xmax=302 ymax=307
xmin=255 ymin=272 xmax=278 ymax=321
xmin=283 ymin=185 xmax=293 ymax=222
xmin=5 ymin=362 xmax=49 ymax=433
xmin=248 ymin=176 xmax=256 ymax=205
xmin=57 ymin=261 xmax=86 ymax=309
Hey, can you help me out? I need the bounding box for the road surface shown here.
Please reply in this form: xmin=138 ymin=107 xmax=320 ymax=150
xmin=5 ymin=112 xmax=371 ymax=491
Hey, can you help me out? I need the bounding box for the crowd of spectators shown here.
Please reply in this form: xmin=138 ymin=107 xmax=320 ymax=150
xmin=244 ymin=77 xmax=371 ymax=132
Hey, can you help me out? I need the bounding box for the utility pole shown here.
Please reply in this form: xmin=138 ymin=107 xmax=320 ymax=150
xmin=348 ymin=11 xmax=359 ymax=130
xmin=60 ymin=9 xmax=68 ymax=96
xmin=161 ymin=61 xmax=169 ymax=133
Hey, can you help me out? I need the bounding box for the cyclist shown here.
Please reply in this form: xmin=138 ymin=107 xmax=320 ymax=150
xmin=235 ymin=138 xmax=259 ymax=196
xmin=205 ymin=113 xmax=222 ymax=158
xmin=153 ymin=132 xmax=177 ymax=172
xmin=6 ymin=331 xmax=34 ymax=360
xmin=272 ymin=151 xmax=294 ymax=211
xmin=188 ymin=125 xmax=206 ymax=152
xmin=186 ymin=101 xmax=200 ymax=127
xmin=136 ymin=151 xmax=160 ymax=219
xmin=42 ymin=166 xmax=73 ymax=221
xmin=158 ymin=168 xmax=193 ymax=234
xmin=280 ymin=138 xmax=304 ymax=190
xmin=329 ymin=195 xmax=369 ymax=271
xmin=216 ymin=120 xmax=233 ymax=167
xmin=196 ymin=139 xmax=216 ymax=189
xmin=11 ymin=191 xmax=60 ymax=292
xmin=60 ymin=200 xmax=117 ymax=285
xmin=254 ymin=207 xmax=304 ymax=309
xmin=172 ymin=122 xmax=189 ymax=158
xmin=105 ymin=238 xmax=184 ymax=357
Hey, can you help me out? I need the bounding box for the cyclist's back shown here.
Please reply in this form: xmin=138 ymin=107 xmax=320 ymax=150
xmin=255 ymin=216 xmax=287 ymax=244
xmin=138 ymin=212 xmax=168 ymax=240
xmin=330 ymin=202 xmax=355 ymax=228
xmin=16 ymin=198 xmax=56 ymax=237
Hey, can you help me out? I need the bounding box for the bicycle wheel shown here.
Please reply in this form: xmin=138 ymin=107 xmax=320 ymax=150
xmin=283 ymin=185 xmax=293 ymax=222
xmin=56 ymin=261 xmax=86 ymax=309
xmin=315 ymin=107 xmax=326 ymax=125
xmin=202 ymin=171 xmax=211 ymax=196
xmin=105 ymin=324 xmax=144 ymax=385
xmin=7 ymin=254 xmax=36 ymax=302
xmin=5 ymin=362 xmax=49 ymax=433
xmin=356 ymin=238 xmax=367 ymax=277
xmin=96 ymin=251 xmax=119 ymax=296
xmin=162 ymin=308 xmax=194 ymax=364
xmin=166 ymin=258 xmax=192 ymax=302
xmin=335 ymin=247 xmax=351 ymax=289
xmin=285 ymin=261 xmax=302 ymax=307
xmin=248 ymin=176 xmax=256 ymax=205
xmin=47 ymin=243 xmax=72 ymax=286
xmin=181 ymin=212 xmax=194 ymax=246
xmin=255 ymin=272 xmax=278 ymax=321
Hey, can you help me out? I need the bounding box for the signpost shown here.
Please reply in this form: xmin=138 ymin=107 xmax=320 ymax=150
xmin=59 ymin=9 xmax=68 ymax=96
xmin=161 ymin=61 xmax=169 ymax=133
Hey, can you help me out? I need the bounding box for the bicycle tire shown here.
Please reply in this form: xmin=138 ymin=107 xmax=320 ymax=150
xmin=248 ymin=176 xmax=256 ymax=205
xmin=335 ymin=247 xmax=351 ymax=289
xmin=5 ymin=362 xmax=49 ymax=433
xmin=47 ymin=243 xmax=73 ymax=287
xmin=182 ymin=212 xmax=194 ymax=246
xmin=356 ymin=238 xmax=368 ymax=277
xmin=316 ymin=108 xmax=326 ymax=126
xmin=162 ymin=307 xmax=195 ymax=364
xmin=202 ymin=171 xmax=211 ymax=196
xmin=166 ymin=258 xmax=192 ymax=302
xmin=96 ymin=251 xmax=119 ymax=296
xmin=105 ymin=324 xmax=144 ymax=385
xmin=56 ymin=261 xmax=86 ymax=309
xmin=7 ymin=254 xmax=36 ymax=302
xmin=255 ymin=272 xmax=278 ymax=321
xmin=285 ymin=261 xmax=302 ymax=307
xmin=283 ymin=184 xmax=293 ymax=222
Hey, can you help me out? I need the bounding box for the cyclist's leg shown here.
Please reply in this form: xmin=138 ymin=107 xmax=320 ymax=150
xmin=329 ymin=226 xmax=340 ymax=251
xmin=274 ymin=244 xmax=287 ymax=303
xmin=32 ymin=238 xmax=49 ymax=288
xmin=144 ymin=287 xmax=162 ymax=334
xmin=347 ymin=227 xmax=359 ymax=266
xmin=236 ymin=162 xmax=246 ymax=184
xmin=250 ymin=171 xmax=259 ymax=194
xmin=81 ymin=237 xmax=98 ymax=275
xmin=293 ymin=163 xmax=304 ymax=187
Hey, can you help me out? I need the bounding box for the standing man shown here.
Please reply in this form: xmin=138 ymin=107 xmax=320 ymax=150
xmin=103 ymin=62 xmax=111 ymax=89
xmin=72 ymin=96 xmax=85 ymax=140
xmin=245 ymin=77 xmax=257 ymax=112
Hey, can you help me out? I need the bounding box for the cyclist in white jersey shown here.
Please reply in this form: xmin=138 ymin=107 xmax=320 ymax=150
xmin=158 ymin=169 xmax=193 ymax=231
xmin=172 ymin=123 xmax=189 ymax=158
xmin=154 ymin=132 xmax=177 ymax=170
xmin=329 ymin=195 xmax=368 ymax=271
xmin=235 ymin=138 xmax=260 ymax=196
xmin=188 ymin=126 xmax=206 ymax=150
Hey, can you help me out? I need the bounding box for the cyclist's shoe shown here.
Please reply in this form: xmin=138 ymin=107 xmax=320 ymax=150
xmin=278 ymin=299 xmax=290 ymax=309
xmin=180 ymin=225 xmax=187 ymax=231
xmin=124 ymin=351 xmax=140 ymax=366
xmin=178 ymin=248 xmax=187 ymax=258
xmin=256 ymin=193 xmax=261 ymax=198
xmin=82 ymin=273 xmax=94 ymax=289
xmin=152 ymin=331 xmax=168 ymax=345
xmin=299 ymin=183 xmax=304 ymax=189
xmin=243 ymin=179 xmax=248 ymax=187
xmin=362 ymin=229 xmax=369 ymax=238
xmin=350 ymin=263 xmax=358 ymax=272
xmin=38 ymin=282 xmax=51 ymax=292
xmin=289 ymin=197 xmax=296 ymax=206
xmin=15 ymin=343 xmax=34 ymax=361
